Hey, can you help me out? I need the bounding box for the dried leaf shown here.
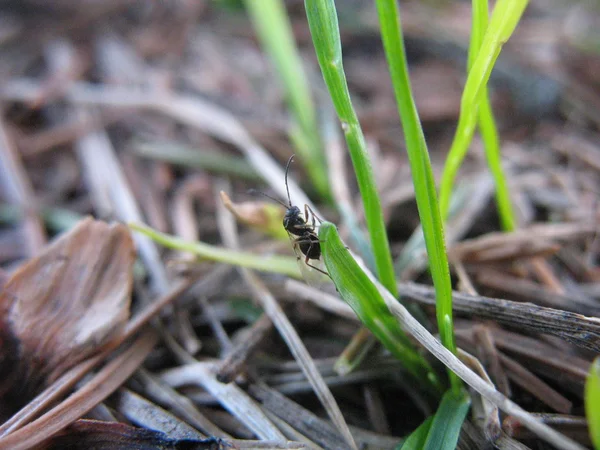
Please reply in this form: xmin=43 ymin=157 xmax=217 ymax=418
xmin=0 ymin=218 xmax=134 ymax=409
xmin=220 ymin=191 xmax=288 ymax=240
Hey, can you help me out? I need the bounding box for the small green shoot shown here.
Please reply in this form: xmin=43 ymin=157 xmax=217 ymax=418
xmin=469 ymin=0 xmax=516 ymax=232
xmin=586 ymin=357 xmax=600 ymax=450
xmin=400 ymin=389 xmax=470 ymax=450
xmin=319 ymin=221 xmax=444 ymax=397
xmin=304 ymin=0 xmax=398 ymax=298
xmin=397 ymin=417 xmax=431 ymax=450
xmin=439 ymin=0 xmax=529 ymax=222
xmin=422 ymin=389 xmax=470 ymax=450
xmin=130 ymin=222 xmax=301 ymax=279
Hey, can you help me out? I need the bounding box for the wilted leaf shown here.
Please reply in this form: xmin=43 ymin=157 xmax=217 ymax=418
xmin=220 ymin=190 xmax=288 ymax=240
xmin=0 ymin=218 xmax=134 ymax=411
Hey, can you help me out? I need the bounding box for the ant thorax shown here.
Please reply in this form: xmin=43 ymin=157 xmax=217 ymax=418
xmin=283 ymin=206 xmax=307 ymax=237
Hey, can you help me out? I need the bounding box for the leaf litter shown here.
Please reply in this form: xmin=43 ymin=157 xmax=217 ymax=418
xmin=0 ymin=218 xmax=134 ymax=411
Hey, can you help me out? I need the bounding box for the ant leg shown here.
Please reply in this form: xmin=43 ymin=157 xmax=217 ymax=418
xmin=305 ymin=204 xmax=323 ymax=224
xmin=304 ymin=204 xmax=316 ymax=229
xmin=304 ymin=252 xmax=330 ymax=277
xmin=299 ymin=237 xmax=331 ymax=277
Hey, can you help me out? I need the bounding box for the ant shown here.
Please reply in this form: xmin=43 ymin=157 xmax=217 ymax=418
xmin=250 ymin=155 xmax=328 ymax=276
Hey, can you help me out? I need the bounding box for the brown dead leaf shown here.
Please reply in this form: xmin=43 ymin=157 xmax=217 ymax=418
xmin=0 ymin=218 xmax=134 ymax=412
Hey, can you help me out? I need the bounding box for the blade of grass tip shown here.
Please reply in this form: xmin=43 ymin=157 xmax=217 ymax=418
xmin=129 ymin=222 xmax=301 ymax=279
xmin=470 ymin=0 xmax=517 ymax=232
xmin=422 ymin=389 xmax=470 ymax=450
xmin=244 ymin=0 xmax=331 ymax=201
xmin=586 ymin=358 xmax=600 ymax=450
xmin=438 ymin=0 xmax=529 ymax=222
xmin=319 ymin=221 xmax=444 ymax=398
xmin=398 ymin=417 xmax=432 ymax=450
xmin=374 ymin=0 xmax=459 ymax=391
xmin=304 ymin=0 xmax=398 ymax=298
xmin=401 ymin=389 xmax=470 ymax=450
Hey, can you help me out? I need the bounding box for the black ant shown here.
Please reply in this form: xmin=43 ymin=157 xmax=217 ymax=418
xmin=250 ymin=155 xmax=328 ymax=276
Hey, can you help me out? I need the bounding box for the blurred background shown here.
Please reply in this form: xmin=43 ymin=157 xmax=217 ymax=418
xmin=1 ymin=0 xmax=599 ymax=260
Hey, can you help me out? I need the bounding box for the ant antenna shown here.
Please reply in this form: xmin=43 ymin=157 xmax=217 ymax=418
xmin=247 ymin=189 xmax=288 ymax=209
xmin=284 ymin=154 xmax=295 ymax=207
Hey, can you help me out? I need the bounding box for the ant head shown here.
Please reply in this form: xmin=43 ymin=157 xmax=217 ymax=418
xmin=285 ymin=205 xmax=301 ymax=217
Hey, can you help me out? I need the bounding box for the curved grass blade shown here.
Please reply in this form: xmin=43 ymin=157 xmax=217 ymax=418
xmin=319 ymin=221 xmax=444 ymax=397
xmin=469 ymin=0 xmax=516 ymax=232
xmin=439 ymin=0 xmax=529 ymax=221
xmin=130 ymin=222 xmax=301 ymax=279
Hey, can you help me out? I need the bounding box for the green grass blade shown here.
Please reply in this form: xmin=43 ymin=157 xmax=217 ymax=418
xmin=423 ymin=389 xmax=470 ymax=450
xmin=129 ymin=222 xmax=301 ymax=279
xmin=398 ymin=417 xmax=432 ymax=450
xmin=586 ymin=357 xmax=600 ymax=450
xmin=439 ymin=0 xmax=529 ymax=221
xmin=467 ymin=0 xmax=487 ymax=69
xmin=470 ymin=0 xmax=516 ymax=232
xmin=319 ymin=221 xmax=444 ymax=397
xmin=478 ymin=95 xmax=516 ymax=231
xmin=244 ymin=0 xmax=330 ymax=200
xmin=304 ymin=0 xmax=397 ymax=298
xmin=400 ymin=389 xmax=470 ymax=450
xmin=322 ymin=114 xmax=377 ymax=271
xmin=374 ymin=0 xmax=459 ymax=391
